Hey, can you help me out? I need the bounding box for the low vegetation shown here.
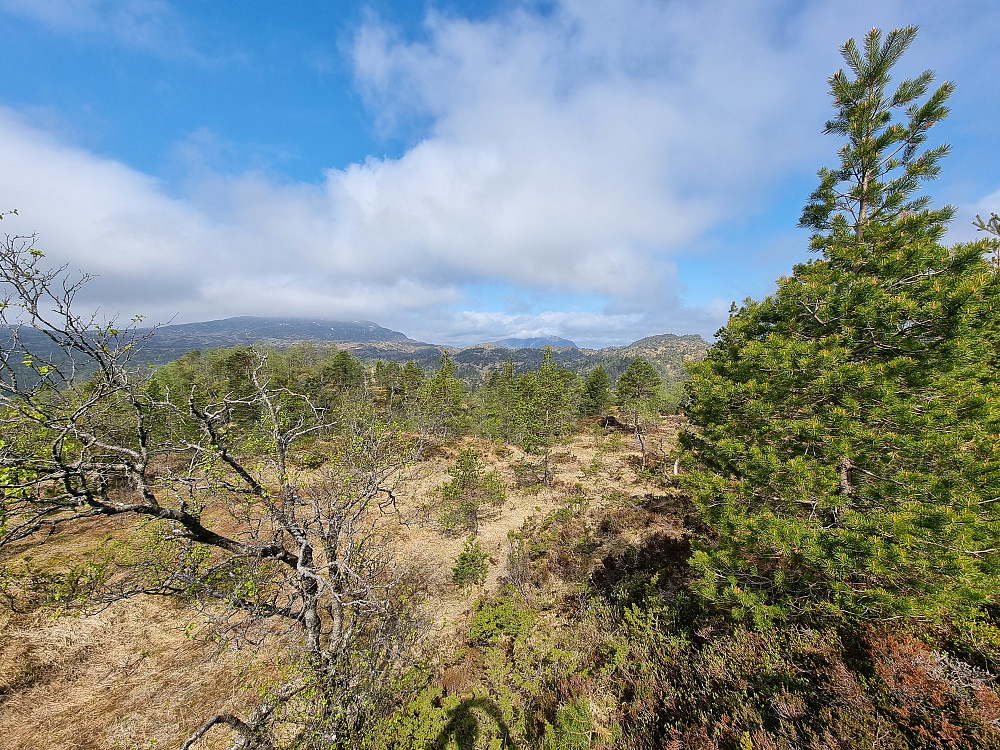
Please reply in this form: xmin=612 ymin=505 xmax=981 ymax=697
xmin=2 ymin=24 xmax=1000 ymax=750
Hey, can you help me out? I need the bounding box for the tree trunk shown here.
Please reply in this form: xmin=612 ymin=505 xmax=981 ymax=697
xmin=837 ymin=456 xmax=854 ymax=497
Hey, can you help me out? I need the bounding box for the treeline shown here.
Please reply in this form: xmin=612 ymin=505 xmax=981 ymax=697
xmin=148 ymin=341 xmax=673 ymax=454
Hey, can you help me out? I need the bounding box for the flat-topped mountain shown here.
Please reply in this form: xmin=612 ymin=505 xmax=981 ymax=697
xmin=493 ymin=335 xmax=577 ymax=349
xmin=147 ymin=317 xmax=410 ymax=348
xmin=125 ymin=316 xmax=439 ymax=368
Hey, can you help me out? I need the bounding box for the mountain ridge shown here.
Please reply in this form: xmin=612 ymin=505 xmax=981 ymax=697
xmin=6 ymin=315 xmax=710 ymax=386
xmin=141 ymin=316 xmax=699 ymax=354
xmin=493 ymin=335 xmax=577 ymax=349
xmin=138 ymin=317 xmax=709 ymax=386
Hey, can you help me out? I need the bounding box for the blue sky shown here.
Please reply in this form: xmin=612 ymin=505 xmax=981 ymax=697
xmin=1 ymin=0 xmax=998 ymax=348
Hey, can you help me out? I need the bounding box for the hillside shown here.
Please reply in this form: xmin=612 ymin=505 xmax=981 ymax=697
xmin=493 ymin=335 xmax=577 ymax=349
xmin=5 ymin=417 xmax=998 ymax=749
xmin=141 ymin=317 xmax=709 ymax=385
xmin=134 ymin=317 xmax=437 ymax=367
xmin=2 ymin=311 xmax=997 ymax=749
xmin=0 ymin=421 xmax=683 ymax=749
xmin=145 ymin=316 xmax=410 ymax=347
xmin=3 ymin=316 xmax=708 ymax=387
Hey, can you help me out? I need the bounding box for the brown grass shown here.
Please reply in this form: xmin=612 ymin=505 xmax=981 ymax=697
xmin=0 ymin=595 xmax=274 ymax=749
xmin=0 ymin=419 xmax=675 ymax=748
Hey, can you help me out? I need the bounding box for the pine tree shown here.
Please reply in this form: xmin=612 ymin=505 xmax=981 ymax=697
xmin=420 ymin=352 xmax=465 ymax=437
xmin=518 ymin=349 xmax=579 ymax=484
xmin=682 ymin=27 xmax=1000 ymax=624
xmin=532 ymin=348 xmax=579 ymax=439
xmin=975 ymin=211 xmax=1000 ymax=267
xmin=321 ymin=349 xmax=366 ymax=391
xmin=580 ymin=365 xmax=612 ymax=416
xmin=615 ymin=358 xmax=662 ymax=469
xmin=615 ymin=359 xmax=662 ymax=432
xmin=479 ymin=358 xmax=523 ymax=443
xmin=799 ymin=26 xmax=955 ymax=245
xmin=437 ymin=447 xmax=506 ymax=536
xmin=400 ymin=361 xmax=424 ymax=401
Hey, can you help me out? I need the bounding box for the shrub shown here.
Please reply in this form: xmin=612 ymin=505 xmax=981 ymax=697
xmin=469 ymin=589 xmax=535 ymax=645
xmin=437 ymin=447 xmax=507 ymax=535
xmin=453 ymin=538 xmax=489 ymax=587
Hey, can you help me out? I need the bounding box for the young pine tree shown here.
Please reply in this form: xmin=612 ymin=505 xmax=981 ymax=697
xmin=615 ymin=359 xmax=662 ymax=433
xmin=437 ymin=447 xmax=506 ymax=536
xmin=479 ymin=358 xmax=524 ymax=443
xmin=518 ymin=349 xmax=579 ymax=484
xmin=682 ymin=27 xmax=1000 ymax=624
xmin=580 ymin=365 xmax=612 ymax=416
xmin=615 ymin=358 xmax=662 ymax=469
xmin=420 ymin=352 xmax=466 ymax=437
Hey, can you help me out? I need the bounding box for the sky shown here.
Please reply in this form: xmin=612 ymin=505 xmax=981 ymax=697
xmin=1 ymin=0 xmax=998 ymax=349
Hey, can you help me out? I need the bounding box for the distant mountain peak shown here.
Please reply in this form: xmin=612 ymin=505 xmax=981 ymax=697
xmin=493 ymin=335 xmax=577 ymax=349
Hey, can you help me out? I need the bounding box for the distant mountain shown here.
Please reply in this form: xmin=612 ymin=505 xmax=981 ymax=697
xmin=126 ymin=317 xmax=426 ymax=367
xmin=447 ymin=332 xmax=708 ymax=387
xmin=148 ymin=317 xmax=409 ymax=347
xmin=594 ymin=333 xmax=710 ymax=383
xmin=2 ymin=316 xmax=435 ymax=374
xmin=135 ymin=319 xmax=709 ymax=388
xmin=5 ymin=315 xmax=709 ymax=388
xmin=493 ymin=335 xmax=577 ymax=349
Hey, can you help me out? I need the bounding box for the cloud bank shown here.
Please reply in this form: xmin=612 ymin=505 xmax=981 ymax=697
xmin=1 ymin=0 xmax=997 ymax=348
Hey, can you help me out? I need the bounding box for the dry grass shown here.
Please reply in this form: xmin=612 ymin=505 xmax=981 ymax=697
xmin=0 ymin=419 xmax=678 ymax=749
xmin=387 ymin=424 xmax=662 ymax=633
xmin=0 ymin=595 xmax=273 ymax=749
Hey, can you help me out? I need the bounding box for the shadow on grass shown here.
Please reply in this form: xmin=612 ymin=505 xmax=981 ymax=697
xmin=590 ymin=530 xmax=692 ymax=599
xmin=433 ymin=696 xmax=518 ymax=750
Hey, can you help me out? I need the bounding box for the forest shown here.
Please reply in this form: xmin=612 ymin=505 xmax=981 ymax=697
xmin=2 ymin=25 xmax=1000 ymax=750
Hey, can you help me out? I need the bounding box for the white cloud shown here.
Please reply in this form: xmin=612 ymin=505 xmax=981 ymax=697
xmin=448 ymin=310 xmax=646 ymax=348
xmin=0 ymin=108 xmax=465 ymax=326
xmin=973 ymin=188 xmax=1000 ymax=222
xmin=0 ymin=0 xmax=188 ymax=53
xmin=946 ymin=186 xmax=1000 ymax=247
xmin=2 ymin=1 xmax=998 ymax=348
xmin=0 ymin=109 xmax=206 ymax=275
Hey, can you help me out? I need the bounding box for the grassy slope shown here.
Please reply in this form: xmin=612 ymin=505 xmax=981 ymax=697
xmin=0 ymin=417 xmax=671 ymax=748
xmin=3 ymin=416 xmax=1000 ymax=749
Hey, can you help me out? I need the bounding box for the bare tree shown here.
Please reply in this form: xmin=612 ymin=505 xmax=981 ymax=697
xmin=0 ymin=228 xmax=425 ymax=748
